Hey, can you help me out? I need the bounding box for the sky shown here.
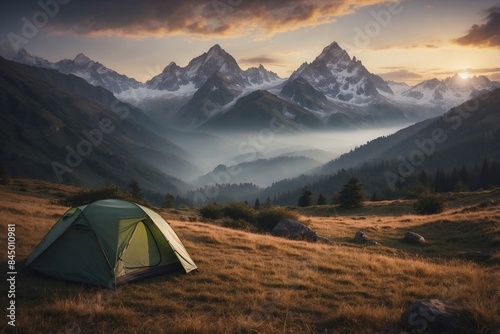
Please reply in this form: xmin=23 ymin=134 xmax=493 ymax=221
xmin=0 ymin=0 xmax=499 ymax=85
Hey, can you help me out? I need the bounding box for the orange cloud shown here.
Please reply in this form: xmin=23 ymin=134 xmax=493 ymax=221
xmin=45 ymin=0 xmax=398 ymax=39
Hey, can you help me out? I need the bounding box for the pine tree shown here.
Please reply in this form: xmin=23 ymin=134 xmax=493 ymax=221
xmin=265 ymin=196 xmax=273 ymax=208
xmin=433 ymin=168 xmax=448 ymax=192
xmin=128 ymin=178 xmax=144 ymax=201
xmin=339 ymin=177 xmax=365 ymax=209
xmin=254 ymin=198 xmax=260 ymax=210
xmin=164 ymin=193 xmax=175 ymax=208
xmin=370 ymin=192 xmax=380 ymax=201
xmin=459 ymin=165 xmax=469 ymax=185
xmin=317 ymin=193 xmax=327 ymax=205
xmin=298 ymin=186 xmax=314 ymax=207
xmin=479 ymin=158 xmax=491 ymax=189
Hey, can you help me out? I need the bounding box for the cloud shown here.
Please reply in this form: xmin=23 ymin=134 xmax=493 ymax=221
xmin=373 ymin=43 xmax=441 ymax=51
xmin=239 ymin=55 xmax=281 ymax=65
xmin=453 ymin=6 xmax=500 ymax=47
xmin=435 ymin=67 xmax=500 ymax=76
xmin=29 ymin=0 xmax=395 ymax=39
xmin=490 ymin=73 xmax=500 ymax=81
xmin=378 ymin=69 xmax=422 ymax=82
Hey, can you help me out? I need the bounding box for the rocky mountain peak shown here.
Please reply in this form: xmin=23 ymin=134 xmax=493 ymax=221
xmin=73 ymin=53 xmax=92 ymax=65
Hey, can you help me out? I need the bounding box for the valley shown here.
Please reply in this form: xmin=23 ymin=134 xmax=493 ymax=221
xmin=2 ymin=40 xmax=499 ymax=204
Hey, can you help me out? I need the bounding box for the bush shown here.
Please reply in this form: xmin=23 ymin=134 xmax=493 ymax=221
xmin=199 ymin=203 xmax=223 ymax=219
xmin=256 ymin=207 xmax=299 ymax=231
xmin=415 ymin=194 xmax=446 ymax=215
xmin=222 ymin=202 xmax=256 ymax=223
xmin=60 ymin=183 xmax=129 ymax=207
xmin=221 ymin=219 xmax=253 ymax=231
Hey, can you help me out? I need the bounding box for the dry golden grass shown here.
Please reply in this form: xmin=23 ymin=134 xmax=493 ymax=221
xmin=0 ymin=179 xmax=499 ymax=333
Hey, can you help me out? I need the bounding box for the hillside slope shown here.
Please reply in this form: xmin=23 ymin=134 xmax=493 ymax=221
xmin=0 ymin=57 xmax=198 ymax=192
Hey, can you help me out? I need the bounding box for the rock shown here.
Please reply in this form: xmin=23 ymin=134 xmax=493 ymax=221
xmin=457 ymin=251 xmax=491 ymax=262
xmin=401 ymin=299 xmax=477 ymax=334
xmin=271 ymin=218 xmax=329 ymax=243
xmin=354 ymin=231 xmax=369 ymax=242
xmin=404 ymin=231 xmax=426 ymax=245
xmin=354 ymin=231 xmax=378 ymax=245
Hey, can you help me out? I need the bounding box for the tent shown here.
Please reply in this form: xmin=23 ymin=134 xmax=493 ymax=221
xmin=25 ymin=199 xmax=197 ymax=288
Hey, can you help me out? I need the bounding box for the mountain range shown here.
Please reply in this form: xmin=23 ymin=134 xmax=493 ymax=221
xmin=2 ymin=41 xmax=499 ymax=204
xmin=9 ymin=43 xmax=500 ymax=131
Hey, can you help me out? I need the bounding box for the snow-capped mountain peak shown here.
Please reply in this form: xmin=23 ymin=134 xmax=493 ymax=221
xmin=73 ymin=53 xmax=93 ymax=65
xmin=282 ymin=41 xmax=393 ymax=108
xmin=315 ymin=41 xmax=351 ymax=66
xmin=387 ymin=74 xmax=500 ymax=112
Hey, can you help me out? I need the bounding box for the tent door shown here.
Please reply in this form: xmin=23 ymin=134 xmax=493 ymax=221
xmin=120 ymin=221 xmax=161 ymax=269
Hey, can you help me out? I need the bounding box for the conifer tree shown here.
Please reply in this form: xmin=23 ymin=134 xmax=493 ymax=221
xmin=128 ymin=178 xmax=144 ymax=201
xmin=339 ymin=177 xmax=365 ymax=209
xmin=298 ymin=186 xmax=314 ymax=207
xmin=254 ymin=198 xmax=260 ymax=210
xmin=317 ymin=193 xmax=327 ymax=205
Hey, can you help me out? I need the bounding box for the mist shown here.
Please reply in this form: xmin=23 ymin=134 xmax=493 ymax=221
xmin=167 ymin=125 xmax=409 ymax=184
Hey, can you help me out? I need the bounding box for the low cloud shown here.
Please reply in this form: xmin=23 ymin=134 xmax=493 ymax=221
xmin=239 ymin=55 xmax=281 ymax=65
xmin=453 ymin=6 xmax=500 ymax=47
xmin=378 ymin=69 xmax=422 ymax=82
xmin=21 ymin=0 xmax=395 ymax=39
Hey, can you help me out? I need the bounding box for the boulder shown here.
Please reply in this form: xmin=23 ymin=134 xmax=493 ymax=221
xmin=271 ymin=218 xmax=328 ymax=243
xmin=354 ymin=231 xmax=369 ymax=242
xmin=354 ymin=231 xmax=378 ymax=245
xmin=401 ymin=299 xmax=477 ymax=334
xmin=404 ymin=231 xmax=426 ymax=245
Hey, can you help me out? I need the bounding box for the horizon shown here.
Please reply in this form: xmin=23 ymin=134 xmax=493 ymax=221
xmin=1 ymin=0 xmax=499 ymax=86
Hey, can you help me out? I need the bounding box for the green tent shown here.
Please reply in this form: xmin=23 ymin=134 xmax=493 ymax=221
xmin=25 ymin=199 xmax=197 ymax=288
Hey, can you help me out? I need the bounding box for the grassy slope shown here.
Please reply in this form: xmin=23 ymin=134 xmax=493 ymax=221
xmin=0 ymin=179 xmax=499 ymax=333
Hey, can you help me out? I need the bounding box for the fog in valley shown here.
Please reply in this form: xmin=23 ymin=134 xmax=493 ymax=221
xmin=166 ymin=125 xmax=409 ymax=187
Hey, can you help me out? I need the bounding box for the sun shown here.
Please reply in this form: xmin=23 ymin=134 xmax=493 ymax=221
xmin=458 ymin=72 xmax=470 ymax=79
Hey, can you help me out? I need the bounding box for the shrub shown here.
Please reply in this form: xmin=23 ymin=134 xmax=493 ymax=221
xmin=222 ymin=202 xmax=256 ymax=223
xmin=199 ymin=203 xmax=223 ymax=219
xmin=60 ymin=183 xmax=129 ymax=206
xmin=221 ymin=219 xmax=253 ymax=231
xmin=256 ymin=207 xmax=299 ymax=231
xmin=415 ymin=194 xmax=446 ymax=215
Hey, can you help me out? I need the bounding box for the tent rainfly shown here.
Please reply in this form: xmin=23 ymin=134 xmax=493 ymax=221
xmin=25 ymin=199 xmax=197 ymax=288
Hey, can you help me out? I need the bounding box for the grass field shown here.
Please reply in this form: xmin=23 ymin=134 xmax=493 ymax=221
xmin=1 ymin=178 xmax=499 ymax=333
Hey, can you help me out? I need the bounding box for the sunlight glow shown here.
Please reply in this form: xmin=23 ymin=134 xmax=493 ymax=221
xmin=459 ymin=72 xmax=470 ymax=79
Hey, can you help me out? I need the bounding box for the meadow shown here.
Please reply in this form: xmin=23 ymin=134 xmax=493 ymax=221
xmin=1 ymin=178 xmax=499 ymax=333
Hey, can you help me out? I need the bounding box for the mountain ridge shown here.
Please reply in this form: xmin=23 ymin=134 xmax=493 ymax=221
xmin=7 ymin=44 xmax=500 ymax=131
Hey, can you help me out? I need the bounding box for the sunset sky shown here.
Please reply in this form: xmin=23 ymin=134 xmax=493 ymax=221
xmin=1 ymin=0 xmax=499 ymax=85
